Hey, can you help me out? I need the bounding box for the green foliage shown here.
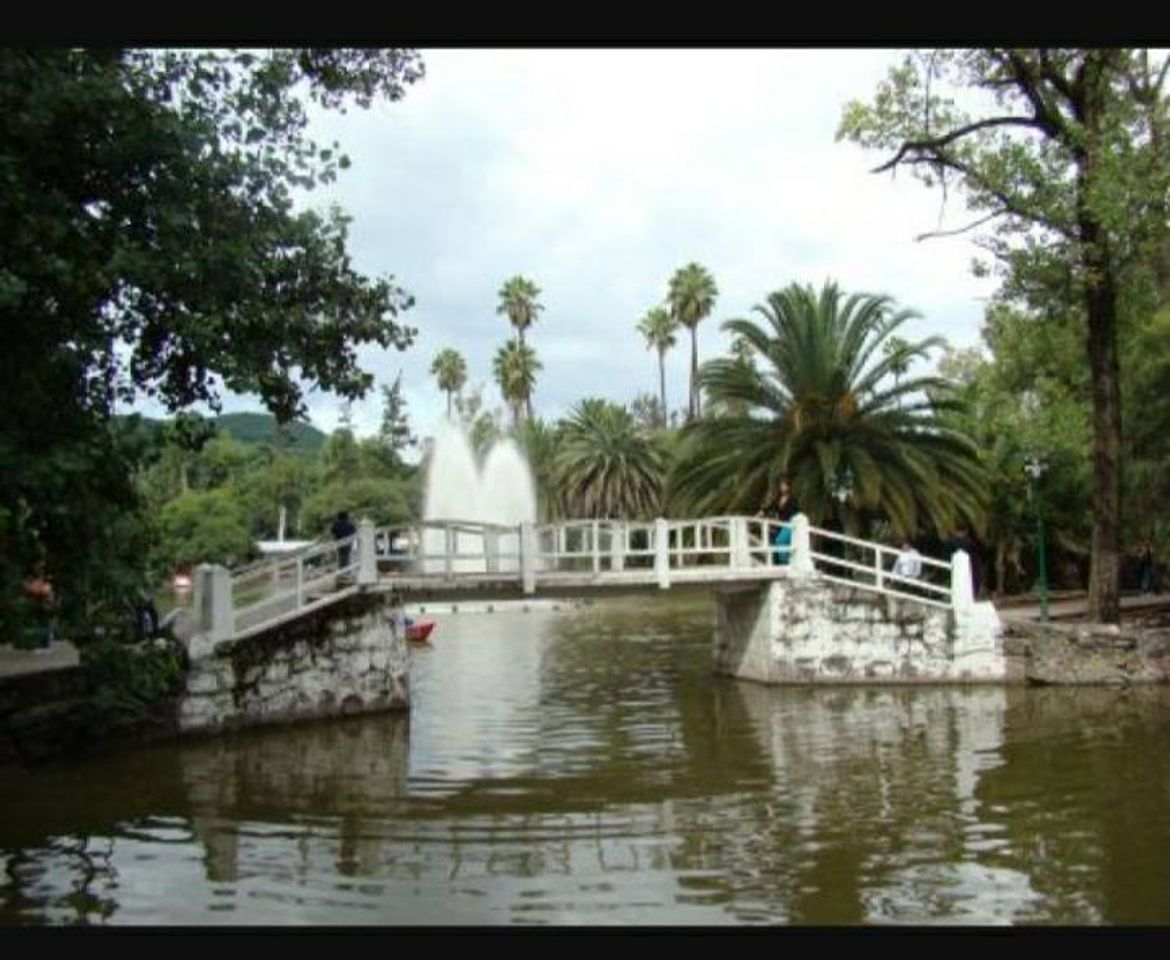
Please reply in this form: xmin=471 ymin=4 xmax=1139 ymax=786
xmin=669 ymin=281 xmax=985 ymax=538
xmin=214 ymin=413 xmax=326 ymax=457
xmin=301 ymin=476 xmax=414 ymax=534
xmin=158 ymin=488 xmax=254 ymax=570
xmin=378 ymin=373 xmax=416 ymax=463
xmin=554 ymin=399 xmax=665 ymax=519
xmin=637 ymin=305 xmax=678 ymax=420
xmin=0 ymin=46 xmax=423 ymax=631
xmin=493 ymin=340 xmax=542 ymax=427
xmin=81 ymin=638 xmax=185 ymax=725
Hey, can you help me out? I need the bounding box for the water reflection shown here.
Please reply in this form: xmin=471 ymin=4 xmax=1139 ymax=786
xmin=1 ymin=597 xmax=1169 ymax=924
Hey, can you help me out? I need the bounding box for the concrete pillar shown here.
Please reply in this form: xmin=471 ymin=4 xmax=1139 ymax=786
xmin=520 ymin=521 xmax=537 ymax=594
xmin=610 ymin=521 xmax=625 ymax=572
xmin=196 ymin=563 xmax=234 ymax=644
xmin=655 ymin=517 xmax=671 ymax=589
xmin=592 ymin=520 xmax=601 ymax=573
xmin=789 ymin=513 xmax=815 ymax=578
xmin=951 ymin=550 xmax=974 ymax=613
xmin=357 ymin=517 xmax=377 ymax=586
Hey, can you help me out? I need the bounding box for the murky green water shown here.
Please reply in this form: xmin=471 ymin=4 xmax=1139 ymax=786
xmin=2 ymin=595 xmax=1169 ymax=925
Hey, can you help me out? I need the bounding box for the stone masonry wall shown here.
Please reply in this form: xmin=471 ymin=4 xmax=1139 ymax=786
xmin=714 ymin=577 xmax=1005 ymax=684
xmin=178 ymin=591 xmax=409 ymax=736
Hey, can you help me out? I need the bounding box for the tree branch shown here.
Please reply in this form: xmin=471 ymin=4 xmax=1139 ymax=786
xmin=872 ymin=115 xmax=1044 ymax=174
xmin=914 ymin=211 xmax=1001 ymax=241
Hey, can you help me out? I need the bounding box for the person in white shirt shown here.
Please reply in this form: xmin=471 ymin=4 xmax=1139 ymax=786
xmin=892 ymin=541 xmax=922 ymax=581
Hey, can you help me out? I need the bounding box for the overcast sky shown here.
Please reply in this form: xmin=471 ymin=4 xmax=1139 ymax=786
xmin=150 ymin=49 xmax=999 ymax=446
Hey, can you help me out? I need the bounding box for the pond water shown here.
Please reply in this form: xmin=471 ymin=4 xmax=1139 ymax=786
xmin=1 ymin=594 xmax=1168 ymax=925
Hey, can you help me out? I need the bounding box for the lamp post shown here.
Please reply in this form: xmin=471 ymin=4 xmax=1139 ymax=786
xmin=1024 ymin=456 xmax=1049 ymax=621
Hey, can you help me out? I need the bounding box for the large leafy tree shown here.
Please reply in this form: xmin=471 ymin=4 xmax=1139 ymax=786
xmin=430 ymin=348 xmax=467 ymax=419
xmin=492 ymin=340 xmax=541 ymax=429
xmin=554 ymin=398 xmax=665 ymax=520
xmin=636 ymin=306 xmax=678 ymax=424
xmin=838 ymin=48 xmax=1170 ymax=622
xmin=0 ymin=47 xmax=424 ymax=631
xmin=669 ymin=281 xmax=986 ymax=538
xmin=667 ymin=263 xmax=718 ymax=421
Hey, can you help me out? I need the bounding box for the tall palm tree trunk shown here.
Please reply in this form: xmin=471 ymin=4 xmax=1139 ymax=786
xmin=658 ymin=348 xmax=667 ymax=425
xmin=689 ymin=327 xmax=700 ymax=420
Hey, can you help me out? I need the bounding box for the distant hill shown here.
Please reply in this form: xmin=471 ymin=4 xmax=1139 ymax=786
xmin=212 ymin=412 xmax=327 ymax=456
xmin=116 ymin=411 xmax=328 ymax=457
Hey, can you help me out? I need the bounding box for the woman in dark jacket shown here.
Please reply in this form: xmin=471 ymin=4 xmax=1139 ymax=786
xmin=760 ymin=478 xmax=799 ymax=565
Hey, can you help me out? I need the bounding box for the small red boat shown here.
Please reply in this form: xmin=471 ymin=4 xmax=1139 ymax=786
xmin=406 ymin=620 xmax=436 ymax=644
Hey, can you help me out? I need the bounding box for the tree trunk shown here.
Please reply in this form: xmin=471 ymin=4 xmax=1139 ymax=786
xmin=1077 ymin=62 xmax=1123 ymax=624
xmin=658 ymin=348 xmax=667 ymax=426
xmin=689 ymin=327 xmax=699 ymax=421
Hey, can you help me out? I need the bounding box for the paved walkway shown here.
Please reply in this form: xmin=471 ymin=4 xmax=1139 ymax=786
xmin=996 ymin=591 xmax=1170 ymax=622
xmin=0 ymin=641 xmax=81 ymax=679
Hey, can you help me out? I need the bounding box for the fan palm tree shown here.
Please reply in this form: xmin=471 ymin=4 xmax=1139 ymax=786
xmin=636 ymin=306 xmax=677 ymax=425
xmin=554 ymin=398 xmax=665 ymax=519
xmin=668 ymin=280 xmax=986 ymax=539
xmin=429 ymin=348 xmax=467 ymax=419
xmin=667 ymin=263 xmax=718 ymax=421
xmin=497 ymin=275 xmax=543 ymax=418
xmin=497 ymin=275 xmax=543 ymax=347
xmin=492 ymin=340 xmax=541 ymax=429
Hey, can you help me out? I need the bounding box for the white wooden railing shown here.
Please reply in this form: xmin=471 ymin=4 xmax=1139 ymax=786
xmin=193 ymin=514 xmax=971 ymax=643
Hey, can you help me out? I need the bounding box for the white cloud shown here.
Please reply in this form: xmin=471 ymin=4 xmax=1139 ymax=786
xmin=147 ymin=49 xmax=999 ymax=446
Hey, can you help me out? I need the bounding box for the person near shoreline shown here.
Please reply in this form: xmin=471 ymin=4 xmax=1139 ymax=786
xmin=759 ymin=477 xmax=799 ymax=565
xmin=21 ymin=566 xmax=55 ymax=653
xmin=1138 ymin=539 xmax=1156 ymax=595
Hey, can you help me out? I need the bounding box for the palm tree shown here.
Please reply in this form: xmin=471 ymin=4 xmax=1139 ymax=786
xmin=636 ymin=306 xmax=677 ymax=425
xmin=513 ymin=416 xmax=560 ymax=521
xmin=497 ymin=275 xmax=543 ymax=347
xmin=497 ymin=276 xmax=543 ymax=418
xmin=668 ymin=280 xmax=986 ymax=539
xmin=430 ymin=348 xmax=467 ymax=419
xmin=554 ymin=398 xmax=665 ymax=519
xmin=667 ymin=263 xmax=718 ymax=421
xmin=492 ymin=340 xmax=541 ymax=429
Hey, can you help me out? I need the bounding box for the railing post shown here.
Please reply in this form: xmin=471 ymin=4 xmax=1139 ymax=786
xmin=485 ymin=527 xmax=500 ymax=574
xmin=874 ymin=545 xmax=884 ymax=593
xmin=520 ymin=520 xmax=536 ymax=594
xmin=444 ymin=523 xmax=455 ymax=578
xmin=655 ymin=517 xmax=670 ymax=589
xmin=197 ymin=563 xmax=234 ymax=644
xmin=295 ymin=556 xmax=304 ymax=608
xmin=357 ymin=517 xmax=377 ymax=586
xmin=592 ymin=520 xmax=601 ymax=574
xmin=731 ymin=516 xmax=750 ymax=570
xmin=610 ymin=521 xmax=625 ymax=572
xmin=951 ymin=550 xmax=974 ymax=614
xmin=789 ymin=513 xmax=814 ymax=578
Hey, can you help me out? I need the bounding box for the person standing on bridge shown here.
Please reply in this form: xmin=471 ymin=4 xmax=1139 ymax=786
xmin=759 ymin=477 xmax=799 ymax=565
xmin=331 ymin=510 xmax=357 ymax=576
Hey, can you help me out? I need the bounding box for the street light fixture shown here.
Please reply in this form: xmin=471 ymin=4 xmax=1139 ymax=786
xmin=1024 ymin=455 xmax=1049 ymax=621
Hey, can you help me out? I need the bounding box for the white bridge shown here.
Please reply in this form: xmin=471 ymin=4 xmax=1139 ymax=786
xmin=191 ymin=515 xmax=978 ymax=647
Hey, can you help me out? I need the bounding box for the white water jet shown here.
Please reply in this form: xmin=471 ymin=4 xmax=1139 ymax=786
xmin=422 ymin=420 xmax=537 ymax=573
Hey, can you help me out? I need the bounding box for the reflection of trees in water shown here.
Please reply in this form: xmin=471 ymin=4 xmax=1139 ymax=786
xmin=179 ymin=714 xmax=410 ymax=884
xmin=977 ymin=686 xmax=1170 ymax=924
xmin=725 ymin=685 xmax=1018 ymax=924
xmin=1 ymin=836 xmax=118 ymax=924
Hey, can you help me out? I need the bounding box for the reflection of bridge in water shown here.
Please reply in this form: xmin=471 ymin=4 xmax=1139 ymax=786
xmin=194 ymin=514 xmax=968 ymax=646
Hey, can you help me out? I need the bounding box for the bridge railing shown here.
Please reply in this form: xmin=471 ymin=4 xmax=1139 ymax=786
xmin=804 ymin=523 xmax=953 ymax=609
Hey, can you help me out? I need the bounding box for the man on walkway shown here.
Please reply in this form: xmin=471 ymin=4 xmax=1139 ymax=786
xmin=331 ymin=510 xmax=357 ymax=575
